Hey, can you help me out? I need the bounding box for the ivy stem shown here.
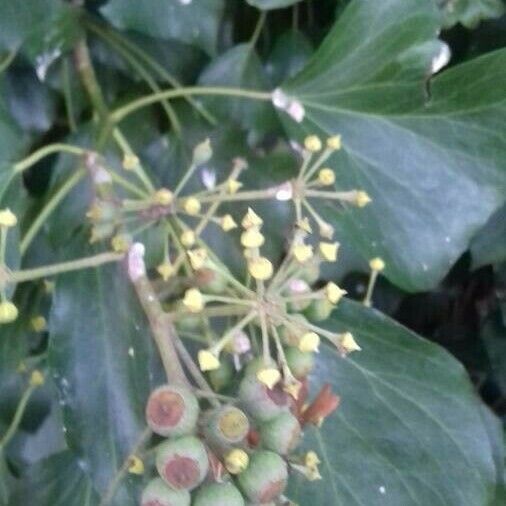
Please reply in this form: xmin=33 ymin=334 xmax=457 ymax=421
xmin=250 ymin=11 xmax=267 ymax=47
xmin=0 ymin=384 xmax=36 ymax=453
xmin=13 ymin=144 xmax=86 ymax=174
xmin=7 ymin=252 xmax=123 ymax=285
xmin=112 ymin=87 xmax=272 ymax=123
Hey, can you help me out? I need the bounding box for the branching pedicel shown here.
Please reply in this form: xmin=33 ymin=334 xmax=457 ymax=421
xmin=0 ymin=133 xmax=386 ymax=506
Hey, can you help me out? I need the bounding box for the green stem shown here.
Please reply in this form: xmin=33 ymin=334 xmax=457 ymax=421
xmin=20 ymin=169 xmax=86 ymax=255
xmin=112 ymin=87 xmax=272 ymax=124
xmin=0 ymin=385 xmax=36 ymax=452
xmin=250 ymin=11 xmax=267 ymax=47
xmin=13 ymin=144 xmax=86 ymax=174
xmin=9 ymin=252 xmax=123 ymax=284
xmin=62 ymin=57 xmax=77 ymax=132
xmin=0 ymin=48 xmax=17 ymax=74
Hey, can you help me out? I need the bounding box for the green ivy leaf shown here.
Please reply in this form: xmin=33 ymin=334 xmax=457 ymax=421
xmin=100 ymin=0 xmax=224 ymax=56
xmin=471 ymin=204 xmax=506 ymax=268
xmin=246 ymin=0 xmax=303 ymax=10
xmin=439 ymin=0 xmax=505 ymax=29
xmin=280 ymin=0 xmax=506 ymax=291
xmin=48 ymin=239 xmax=164 ymax=504
xmin=8 ymin=450 xmax=99 ymax=506
xmin=290 ymin=299 xmax=498 ymax=505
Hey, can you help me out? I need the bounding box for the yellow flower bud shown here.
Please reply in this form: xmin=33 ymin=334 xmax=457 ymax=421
xmin=193 ymin=138 xmax=213 ymax=165
xmin=326 ymin=135 xmax=342 ymax=150
xmin=122 ymin=154 xmax=139 ymax=171
xmin=181 ymin=230 xmax=196 ymax=248
xmin=157 ymin=261 xmax=175 ymax=281
xmin=188 ymin=248 xmax=207 ymax=270
xmin=241 ymin=207 xmax=263 ymax=229
xmin=111 ymin=234 xmax=131 ymax=253
xmin=227 ymin=179 xmax=242 ymax=194
xmin=31 ymin=316 xmax=47 ymax=332
xmin=183 ymin=288 xmax=205 ymax=313
xmin=355 ymin=191 xmax=371 ymax=208
xmin=0 ymin=208 xmax=17 ymax=228
xmin=369 ymin=257 xmax=385 ymax=272
xmin=153 ymin=188 xmax=173 ymax=206
xmin=248 ymin=257 xmax=273 ymax=280
xmin=299 ymin=332 xmax=320 ymax=353
xmin=29 ymin=370 xmax=45 ymax=387
xmin=319 ymin=222 xmax=334 ymax=239
xmin=241 ymin=228 xmax=265 ymax=249
xmin=318 ymin=168 xmax=335 ymax=186
xmin=325 ymin=282 xmax=346 ymax=304
xmin=341 ymin=332 xmax=361 ymax=353
xmin=297 ymin=217 xmax=312 ymax=234
xmin=224 ymin=448 xmax=249 ymax=475
xmin=284 ymin=379 xmax=303 ymax=400
xmin=220 ymin=214 xmax=237 ymax=232
xmin=0 ymin=301 xmax=18 ymax=324
xmin=293 ymin=244 xmax=313 ymax=264
xmin=319 ymin=242 xmax=339 ymax=262
xmin=198 ymin=349 xmax=220 ymax=371
xmin=257 ymin=368 xmax=281 ymax=389
xmin=127 ymin=455 xmax=144 ymax=475
xmin=305 ymin=451 xmax=321 ymax=469
xmin=183 ymin=197 xmax=201 ymax=216
xmin=304 ymin=135 xmax=322 ymax=152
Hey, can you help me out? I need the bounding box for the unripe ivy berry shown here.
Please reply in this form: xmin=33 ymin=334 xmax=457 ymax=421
xmin=207 ymin=358 xmax=234 ymax=391
xmin=259 ymin=412 xmax=301 ymax=455
xmin=156 ymin=436 xmax=209 ymax=491
xmin=304 ymin=298 xmax=333 ymax=322
xmin=204 ymin=405 xmax=250 ymax=451
xmin=193 ymin=482 xmax=245 ymax=506
xmin=284 ymin=347 xmax=315 ymax=379
xmin=237 ymin=451 xmax=288 ymax=504
xmin=286 ymin=279 xmax=311 ymax=312
xmin=238 ymin=376 xmax=289 ymax=422
xmin=195 ymin=268 xmax=227 ymax=294
xmin=146 ymin=385 xmax=199 ymax=437
xmin=141 ymin=478 xmax=191 ymax=506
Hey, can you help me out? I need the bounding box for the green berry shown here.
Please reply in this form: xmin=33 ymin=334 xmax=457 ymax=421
xmin=284 ymin=347 xmax=314 ymax=379
xmin=299 ymin=261 xmax=320 ymax=285
xmin=243 ymin=357 xmax=276 ymax=378
xmin=238 ymin=376 xmax=289 ymax=423
xmin=237 ymin=451 xmax=288 ymax=504
xmin=204 ymin=405 xmax=250 ymax=452
xmin=141 ymin=478 xmax=190 ymax=506
xmin=196 ymin=267 xmax=228 ymax=294
xmin=193 ymin=482 xmax=245 ymax=506
xmin=175 ymin=303 xmax=201 ymax=332
xmin=156 ymin=436 xmax=209 ymax=491
xmin=304 ymin=298 xmax=333 ymax=322
xmin=286 ymin=279 xmax=311 ymax=312
xmin=259 ymin=412 xmax=301 ymax=455
xmin=207 ymin=359 xmax=234 ymax=391
xmin=146 ymin=385 xmax=199 ymax=437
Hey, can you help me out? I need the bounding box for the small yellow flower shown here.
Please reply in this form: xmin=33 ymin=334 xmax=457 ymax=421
xmin=187 ymin=249 xmax=207 ymax=270
xmin=241 ymin=228 xmax=265 ymax=249
xmin=293 ymin=244 xmax=313 ymax=263
xmin=183 ymin=288 xmax=205 ymax=313
xmin=153 ymin=188 xmax=173 ymax=206
xmin=0 ymin=208 xmax=17 ymax=228
xmin=198 ymin=349 xmax=220 ymax=371
xmin=31 ymin=316 xmax=47 ymax=332
xmin=319 ymin=222 xmax=334 ymax=239
xmin=122 ymin=154 xmax=139 ymax=171
xmin=327 ymin=135 xmax=342 ymax=150
xmin=341 ymin=332 xmax=361 ymax=353
xmin=111 ymin=234 xmax=131 ymax=253
xmin=369 ymin=257 xmax=385 ymax=272
xmin=29 ymin=370 xmax=45 ymax=387
xmin=318 ymin=168 xmax=335 ymax=186
xmin=297 ymin=217 xmax=312 ymax=234
xmin=127 ymin=455 xmax=144 ymax=475
xmin=325 ymin=282 xmax=347 ymax=304
xmin=220 ymin=214 xmax=237 ymax=232
xmin=157 ymin=260 xmax=175 ymax=281
xmin=226 ymin=179 xmax=242 ymax=194
xmin=299 ymin=332 xmax=320 ymax=353
xmin=304 ymin=135 xmax=322 ymax=152
xmin=85 ymin=203 xmax=101 ymax=222
xmin=305 ymin=451 xmax=321 ymax=469
xmin=319 ymin=242 xmax=339 ymax=262
xmin=355 ymin=191 xmax=371 ymax=208
xmin=181 ymin=230 xmax=196 ymax=248
xmin=242 ymin=207 xmax=263 ymax=229
xmin=257 ymin=368 xmax=281 ymax=389
xmin=224 ymin=449 xmax=249 ymax=475
xmin=183 ymin=197 xmax=201 ymax=216
xmin=248 ymin=257 xmax=273 ymax=280
xmin=0 ymin=301 xmax=18 ymax=324
xmin=284 ymin=379 xmax=303 ymax=399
